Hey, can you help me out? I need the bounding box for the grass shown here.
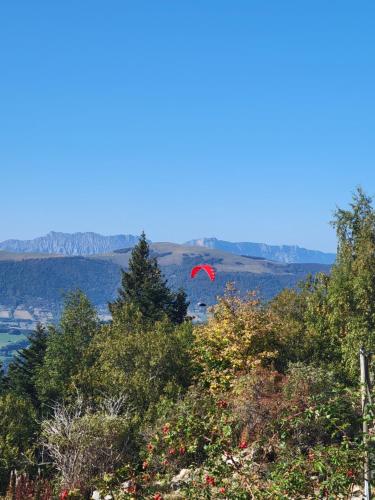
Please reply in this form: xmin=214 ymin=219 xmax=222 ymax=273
xmin=0 ymin=330 xmax=29 ymax=369
xmin=0 ymin=330 xmax=27 ymax=348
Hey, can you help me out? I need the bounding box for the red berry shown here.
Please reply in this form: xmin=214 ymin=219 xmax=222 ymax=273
xmin=168 ymin=448 xmax=176 ymax=455
xmin=239 ymin=441 xmax=247 ymax=449
xmin=219 ymin=487 xmax=226 ymax=494
xmin=217 ymin=399 xmax=228 ymax=408
xmin=142 ymin=460 xmax=148 ymax=469
xmin=162 ymin=424 xmax=170 ymax=435
xmin=205 ymin=475 xmax=215 ymax=486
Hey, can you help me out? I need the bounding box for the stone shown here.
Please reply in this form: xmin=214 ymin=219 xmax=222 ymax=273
xmin=171 ymin=469 xmax=192 ymax=489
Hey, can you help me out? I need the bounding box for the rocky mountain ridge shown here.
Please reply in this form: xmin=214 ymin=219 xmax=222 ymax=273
xmin=185 ymin=237 xmax=336 ymax=264
xmin=0 ymin=231 xmax=140 ymax=256
xmin=0 ymin=232 xmax=336 ymax=264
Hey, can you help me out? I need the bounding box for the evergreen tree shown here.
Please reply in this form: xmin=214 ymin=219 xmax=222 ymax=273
xmin=168 ymin=288 xmax=189 ymax=325
xmin=0 ymin=393 xmax=37 ymax=491
xmin=36 ymin=290 xmax=99 ymax=404
xmin=110 ymin=232 xmax=189 ymax=324
xmin=0 ymin=361 xmax=7 ymax=395
xmin=7 ymin=323 xmax=48 ymax=406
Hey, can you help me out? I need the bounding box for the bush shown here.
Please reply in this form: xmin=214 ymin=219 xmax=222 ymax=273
xmin=280 ymin=363 xmax=360 ymax=449
xmin=0 ymin=393 xmax=37 ymax=492
xmin=41 ymin=396 xmax=134 ymax=494
xmin=85 ymin=304 xmax=194 ymax=412
xmin=194 ymin=289 xmax=279 ymax=392
xmin=142 ymin=386 xmax=239 ymax=476
xmin=265 ymin=444 xmax=361 ymax=498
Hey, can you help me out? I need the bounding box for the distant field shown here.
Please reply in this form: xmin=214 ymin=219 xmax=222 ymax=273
xmin=0 ymin=330 xmax=28 ymax=368
xmin=0 ymin=330 xmax=27 ymax=347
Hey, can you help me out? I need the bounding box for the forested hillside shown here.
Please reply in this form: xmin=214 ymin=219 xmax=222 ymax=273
xmin=0 ymin=244 xmax=330 ymax=312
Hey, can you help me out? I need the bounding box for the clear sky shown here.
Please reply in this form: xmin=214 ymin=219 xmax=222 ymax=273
xmin=0 ymin=1 xmax=374 ymax=252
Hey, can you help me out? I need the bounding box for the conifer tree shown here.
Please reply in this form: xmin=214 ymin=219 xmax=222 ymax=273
xmin=7 ymin=323 xmax=48 ymax=406
xmin=110 ymin=232 xmax=189 ymax=324
xmin=0 ymin=360 xmax=6 ymax=395
xmin=168 ymin=288 xmax=189 ymax=325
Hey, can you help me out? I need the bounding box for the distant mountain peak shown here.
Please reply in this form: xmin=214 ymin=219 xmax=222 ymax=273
xmin=0 ymin=232 xmax=336 ymax=264
xmin=185 ymin=237 xmax=336 ymax=265
xmin=0 ymin=232 xmax=141 ymax=256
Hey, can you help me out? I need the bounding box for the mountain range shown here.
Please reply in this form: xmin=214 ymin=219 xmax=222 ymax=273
xmin=0 ymin=232 xmax=336 ymax=264
xmin=0 ymin=231 xmax=140 ymax=256
xmin=185 ymin=238 xmax=336 ymax=264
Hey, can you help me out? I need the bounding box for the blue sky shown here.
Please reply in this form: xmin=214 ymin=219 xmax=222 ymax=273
xmin=0 ymin=1 xmax=374 ymax=252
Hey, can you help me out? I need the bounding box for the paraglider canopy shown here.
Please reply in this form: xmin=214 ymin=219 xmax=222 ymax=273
xmin=191 ymin=264 xmax=216 ymax=281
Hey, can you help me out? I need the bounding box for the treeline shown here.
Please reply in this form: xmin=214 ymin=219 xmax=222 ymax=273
xmin=0 ymin=189 xmax=374 ymax=498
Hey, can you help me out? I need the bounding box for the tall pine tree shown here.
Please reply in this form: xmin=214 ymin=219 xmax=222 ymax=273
xmin=7 ymin=323 xmax=48 ymax=406
xmin=110 ymin=232 xmax=189 ymax=324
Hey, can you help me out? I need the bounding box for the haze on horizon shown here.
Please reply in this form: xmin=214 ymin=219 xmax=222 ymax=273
xmin=1 ymin=1 xmax=374 ymax=253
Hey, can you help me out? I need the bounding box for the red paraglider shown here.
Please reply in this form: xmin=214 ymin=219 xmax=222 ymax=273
xmin=191 ymin=264 xmax=216 ymax=281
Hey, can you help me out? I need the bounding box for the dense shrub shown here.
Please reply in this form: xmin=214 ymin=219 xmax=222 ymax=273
xmin=84 ymin=304 xmax=194 ymax=412
xmin=41 ymin=396 xmax=134 ymax=494
xmin=0 ymin=393 xmax=37 ymax=491
xmin=194 ymin=288 xmax=279 ymax=392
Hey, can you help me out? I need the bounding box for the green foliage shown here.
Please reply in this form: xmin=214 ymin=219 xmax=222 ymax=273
xmin=329 ymin=188 xmax=375 ymax=378
xmin=279 ymin=188 xmax=375 ymax=381
xmin=143 ymin=387 xmax=238 ymax=474
xmin=36 ymin=290 xmax=99 ymax=405
xmin=0 ymin=360 xmax=6 ymax=395
xmin=85 ymin=303 xmax=194 ymax=412
xmin=110 ymin=232 xmax=189 ymax=324
xmin=268 ymin=287 xmax=308 ymax=370
xmin=0 ymin=393 xmax=37 ymax=491
xmin=280 ymin=363 xmax=360 ymax=448
xmin=265 ymin=444 xmax=360 ymax=498
xmin=7 ymin=323 xmax=48 ymax=408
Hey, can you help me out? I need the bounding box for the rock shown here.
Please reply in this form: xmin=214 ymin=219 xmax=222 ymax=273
xmin=350 ymin=485 xmax=363 ymax=498
xmin=171 ymin=469 xmax=192 ymax=489
xmin=222 ymin=453 xmax=240 ymax=466
xmin=91 ymin=492 xmax=101 ymax=500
